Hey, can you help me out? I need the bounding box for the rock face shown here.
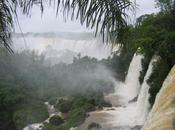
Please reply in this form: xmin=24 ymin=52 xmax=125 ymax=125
xmin=142 ymin=65 xmax=175 ymax=130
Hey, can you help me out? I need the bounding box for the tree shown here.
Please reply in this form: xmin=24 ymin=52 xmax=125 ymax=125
xmin=155 ymin=0 xmax=175 ymax=12
xmin=0 ymin=0 xmax=132 ymax=52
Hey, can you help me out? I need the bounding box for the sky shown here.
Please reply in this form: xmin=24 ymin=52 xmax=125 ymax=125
xmin=14 ymin=0 xmax=159 ymax=33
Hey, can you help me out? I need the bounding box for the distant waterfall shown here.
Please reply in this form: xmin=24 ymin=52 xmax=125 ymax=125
xmin=136 ymin=57 xmax=156 ymax=125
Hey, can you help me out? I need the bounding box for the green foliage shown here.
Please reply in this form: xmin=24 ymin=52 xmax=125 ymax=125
xmin=133 ymin=13 xmax=175 ymax=64
xmin=148 ymin=58 xmax=170 ymax=106
xmin=0 ymin=82 xmax=26 ymax=130
xmin=64 ymin=108 xmax=87 ymax=128
xmin=0 ymin=51 xmax=113 ymax=130
xmin=71 ymin=98 xmax=96 ymax=112
xmin=13 ymin=101 xmax=49 ymax=130
xmin=0 ymin=81 xmax=49 ymax=130
xmin=139 ymin=54 xmax=152 ymax=84
xmin=125 ymin=11 xmax=175 ymax=106
xmin=48 ymin=98 xmax=57 ymax=106
xmin=141 ymin=13 xmax=175 ymax=105
xmin=42 ymin=123 xmax=58 ymax=130
xmin=102 ymin=45 xmax=136 ymax=81
xmin=51 ymin=91 xmax=110 ymax=130
xmin=155 ymin=0 xmax=174 ymax=12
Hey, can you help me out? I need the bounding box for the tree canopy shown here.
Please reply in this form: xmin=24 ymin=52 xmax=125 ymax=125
xmin=156 ymin=0 xmax=175 ymax=11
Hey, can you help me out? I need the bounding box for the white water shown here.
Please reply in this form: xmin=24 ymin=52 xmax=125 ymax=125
xmin=104 ymin=54 xmax=155 ymax=129
xmin=115 ymin=53 xmax=143 ymax=103
xmin=23 ymin=53 xmax=154 ymax=130
xmin=136 ymin=57 xmax=156 ymax=125
xmin=104 ymin=53 xmax=143 ymax=128
xmin=124 ymin=54 xmax=143 ymax=100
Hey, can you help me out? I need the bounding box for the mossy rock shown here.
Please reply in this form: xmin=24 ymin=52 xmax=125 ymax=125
xmin=55 ymin=99 xmax=72 ymax=113
xmin=49 ymin=115 xmax=64 ymax=126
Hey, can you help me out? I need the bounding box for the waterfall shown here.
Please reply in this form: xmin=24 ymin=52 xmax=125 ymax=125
xmin=72 ymin=53 xmax=163 ymax=130
xmin=125 ymin=53 xmax=143 ymax=100
xmin=136 ymin=57 xmax=156 ymax=125
xmin=103 ymin=53 xmax=144 ymax=128
xmin=116 ymin=53 xmax=143 ymax=102
xmin=12 ymin=33 xmax=111 ymax=62
xmin=23 ymin=52 xmax=156 ymax=130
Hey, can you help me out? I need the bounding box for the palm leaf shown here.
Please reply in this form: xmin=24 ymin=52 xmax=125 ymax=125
xmin=0 ymin=0 xmax=132 ymax=52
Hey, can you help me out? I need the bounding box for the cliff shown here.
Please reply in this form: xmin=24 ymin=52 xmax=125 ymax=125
xmin=142 ymin=65 xmax=175 ymax=130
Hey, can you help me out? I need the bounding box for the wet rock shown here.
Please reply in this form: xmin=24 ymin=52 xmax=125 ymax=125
xmin=49 ymin=115 xmax=64 ymax=126
xmin=87 ymin=122 xmax=102 ymax=130
xmin=131 ymin=125 xmax=142 ymax=130
xmin=129 ymin=96 xmax=138 ymax=103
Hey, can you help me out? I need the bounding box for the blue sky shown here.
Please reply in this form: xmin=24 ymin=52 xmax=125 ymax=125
xmin=15 ymin=0 xmax=159 ymax=33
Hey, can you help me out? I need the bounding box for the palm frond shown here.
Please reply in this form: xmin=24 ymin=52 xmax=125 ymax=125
xmin=60 ymin=0 xmax=132 ymax=45
xmin=0 ymin=0 xmax=17 ymax=52
xmin=0 ymin=0 xmax=132 ymax=52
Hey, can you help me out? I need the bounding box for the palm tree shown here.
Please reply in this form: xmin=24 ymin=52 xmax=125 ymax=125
xmin=0 ymin=0 xmax=132 ymax=52
xmin=0 ymin=0 xmax=16 ymax=52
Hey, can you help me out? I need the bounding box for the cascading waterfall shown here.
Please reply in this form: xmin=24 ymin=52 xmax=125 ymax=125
xmin=23 ymin=52 xmax=155 ymax=130
xmin=104 ymin=53 xmax=144 ymax=128
xmin=124 ymin=53 xmax=144 ymax=101
xmin=136 ymin=57 xmax=156 ymax=125
xmin=105 ymin=53 xmax=154 ymax=129
xmin=115 ymin=53 xmax=143 ymax=102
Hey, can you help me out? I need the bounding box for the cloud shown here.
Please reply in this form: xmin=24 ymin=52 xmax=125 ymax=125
xmin=136 ymin=0 xmax=159 ymax=17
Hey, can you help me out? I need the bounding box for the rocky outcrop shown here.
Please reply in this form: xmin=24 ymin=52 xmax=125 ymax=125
xmin=142 ymin=65 xmax=175 ymax=130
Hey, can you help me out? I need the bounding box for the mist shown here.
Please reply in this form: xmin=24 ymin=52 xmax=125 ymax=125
xmin=0 ymin=48 xmax=115 ymax=94
xmin=12 ymin=32 xmax=111 ymax=64
xmin=8 ymin=31 xmax=116 ymax=92
xmin=1 ymin=29 xmax=119 ymax=130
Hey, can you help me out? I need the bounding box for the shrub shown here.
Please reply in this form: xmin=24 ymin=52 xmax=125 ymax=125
xmin=42 ymin=123 xmax=58 ymax=130
xmin=13 ymin=101 xmax=49 ymax=130
xmin=148 ymin=58 xmax=170 ymax=106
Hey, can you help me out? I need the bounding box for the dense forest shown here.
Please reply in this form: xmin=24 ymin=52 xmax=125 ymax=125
xmin=0 ymin=0 xmax=175 ymax=130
